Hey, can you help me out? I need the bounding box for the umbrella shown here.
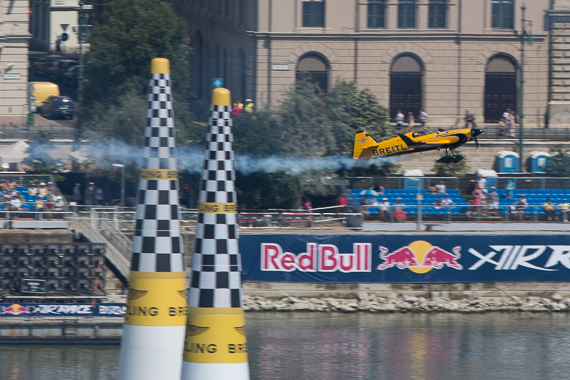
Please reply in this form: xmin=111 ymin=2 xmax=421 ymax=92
xmin=0 ymin=141 xmax=30 ymax=163
xmin=360 ymin=189 xmax=379 ymax=197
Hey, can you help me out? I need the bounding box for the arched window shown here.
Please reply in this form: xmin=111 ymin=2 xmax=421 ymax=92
xmin=390 ymin=54 xmax=423 ymax=119
xmin=296 ymin=53 xmax=329 ymax=92
xmin=485 ymin=54 xmax=517 ymax=122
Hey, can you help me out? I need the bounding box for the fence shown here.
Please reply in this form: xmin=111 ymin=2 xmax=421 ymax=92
xmin=360 ymin=204 xmax=569 ymax=224
xmin=0 ymin=125 xmax=75 ymax=140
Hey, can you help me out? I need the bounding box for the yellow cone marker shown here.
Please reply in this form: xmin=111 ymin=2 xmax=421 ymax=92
xmin=181 ymin=88 xmax=250 ymax=379
xmin=118 ymin=58 xmax=186 ymax=380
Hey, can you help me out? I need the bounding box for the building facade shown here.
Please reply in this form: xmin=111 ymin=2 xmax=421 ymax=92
xmin=29 ymin=0 xmax=91 ymax=54
xmin=0 ymin=0 xmax=31 ymax=125
xmin=172 ymin=0 xmax=556 ymax=126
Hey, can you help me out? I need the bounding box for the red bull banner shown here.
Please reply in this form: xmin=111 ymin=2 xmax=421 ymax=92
xmin=0 ymin=303 xmax=126 ymax=317
xmin=240 ymin=234 xmax=570 ymax=283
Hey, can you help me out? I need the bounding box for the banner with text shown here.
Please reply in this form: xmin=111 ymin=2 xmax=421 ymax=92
xmin=0 ymin=303 xmax=126 ymax=317
xmin=240 ymin=234 xmax=570 ymax=283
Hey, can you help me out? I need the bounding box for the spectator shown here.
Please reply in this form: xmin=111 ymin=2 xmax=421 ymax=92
xmin=374 ymin=185 xmax=385 ymax=196
xmin=395 ymin=110 xmax=404 ymax=131
xmin=464 ymin=110 xmax=474 ymax=128
xmin=393 ymin=197 xmax=407 ymax=222
xmin=505 ymin=179 xmax=516 ymax=199
xmin=9 ymin=195 xmax=21 ymax=211
xmin=337 ymin=193 xmax=349 ymax=209
xmin=435 ymin=181 xmax=446 ymax=194
xmin=472 ymin=185 xmax=485 ymax=215
xmin=488 ymin=187 xmax=500 ymax=216
xmin=95 ymin=186 xmax=104 ymax=206
xmin=54 ymin=195 xmax=65 ymax=211
xmin=434 ymin=197 xmax=443 ymax=207
xmin=428 ymin=184 xmax=437 ymax=195
xmin=232 ymin=102 xmax=243 ymax=116
xmin=407 ymin=112 xmax=415 ymax=132
xmin=38 ymin=182 xmax=48 ymax=197
xmin=442 ymin=195 xmax=455 ymax=208
xmin=513 ymin=195 xmax=528 ymax=221
xmin=379 ymin=197 xmax=391 ymax=221
xmin=84 ymin=182 xmax=96 ymax=205
xmin=47 ymin=181 xmax=55 ymax=195
xmin=28 ymin=184 xmax=38 ymax=196
xmin=477 ymin=174 xmax=487 ymax=194
xmin=72 ymin=183 xmax=82 ymax=204
xmin=419 ymin=109 xmax=428 ymax=132
xmin=558 ymin=199 xmax=569 ymax=223
xmin=244 ymin=99 xmax=254 ymax=113
xmin=543 ymin=198 xmax=557 ymax=222
xmin=303 ymin=198 xmax=312 ymax=211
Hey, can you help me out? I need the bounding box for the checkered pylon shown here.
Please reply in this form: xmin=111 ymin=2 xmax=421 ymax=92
xmin=131 ymin=72 xmax=184 ymax=273
xmin=188 ymin=103 xmax=242 ymax=308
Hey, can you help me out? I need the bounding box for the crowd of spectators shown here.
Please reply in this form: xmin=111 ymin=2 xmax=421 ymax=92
xmin=0 ymin=179 xmax=64 ymax=213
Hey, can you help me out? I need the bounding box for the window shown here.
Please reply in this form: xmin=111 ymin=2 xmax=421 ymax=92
xmin=428 ymin=0 xmax=446 ymax=29
xmin=368 ymin=0 xmax=386 ymax=29
xmin=303 ymin=0 xmax=325 ymax=28
xmin=491 ymin=0 xmax=514 ymax=29
xmin=296 ymin=53 xmax=329 ymax=92
xmin=398 ymin=0 xmax=416 ymax=29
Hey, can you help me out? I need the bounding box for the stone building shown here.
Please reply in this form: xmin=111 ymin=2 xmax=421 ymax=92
xmin=0 ymin=0 xmax=31 ymax=125
xmin=171 ymin=0 xmax=555 ymax=126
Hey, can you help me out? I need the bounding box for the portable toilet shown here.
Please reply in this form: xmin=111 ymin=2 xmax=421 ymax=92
xmin=475 ymin=169 xmax=498 ymax=190
xmin=496 ymin=151 xmax=520 ymax=173
xmin=402 ymin=169 xmax=424 ymax=190
xmin=528 ymin=151 xmax=550 ymax=173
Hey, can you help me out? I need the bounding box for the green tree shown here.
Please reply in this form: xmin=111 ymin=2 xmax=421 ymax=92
xmin=432 ymin=150 xmax=470 ymax=177
xmin=327 ymin=80 xmax=393 ymax=156
xmin=276 ymin=79 xmax=336 ymax=156
xmin=544 ymin=145 xmax=570 ymax=176
xmin=232 ymin=110 xmax=282 ymax=156
xmin=84 ymin=0 xmax=191 ymax=106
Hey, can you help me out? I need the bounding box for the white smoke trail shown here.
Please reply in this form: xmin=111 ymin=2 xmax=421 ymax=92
xmin=83 ymin=140 xmax=395 ymax=175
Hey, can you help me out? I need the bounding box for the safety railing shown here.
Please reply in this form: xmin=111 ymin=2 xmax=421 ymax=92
xmin=0 ymin=210 xmax=74 ymax=229
xmin=360 ymin=203 xmax=570 ymax=224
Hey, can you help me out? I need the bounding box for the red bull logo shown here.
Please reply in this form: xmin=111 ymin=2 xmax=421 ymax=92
xmin=1 ymin=303 xmax=31 ymax=316
xmin=377 ymin=240 xmax=462 ymax=273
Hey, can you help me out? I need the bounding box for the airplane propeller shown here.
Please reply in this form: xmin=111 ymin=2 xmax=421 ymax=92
xmin=471 ymin=126 xmax=483 ymax=151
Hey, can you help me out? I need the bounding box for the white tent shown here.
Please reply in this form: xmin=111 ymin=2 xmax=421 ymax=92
xmin=0 ymin=141 xmax=30 ymax=163
xmin=69 ymin=146 xmax=92 ymax=164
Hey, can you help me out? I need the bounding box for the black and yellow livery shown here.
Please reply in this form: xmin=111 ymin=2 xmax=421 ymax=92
xmin=353 ymin=127 xmax=483 ymax=163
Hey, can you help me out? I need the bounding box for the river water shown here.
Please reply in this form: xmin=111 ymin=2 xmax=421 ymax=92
xmin=2 ymin=312 xmax=570 ymax=380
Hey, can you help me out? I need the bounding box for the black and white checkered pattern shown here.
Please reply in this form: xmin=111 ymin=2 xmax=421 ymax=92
xmin=131 ymin=72 xmax=184 ymax=273
xmin=189 ymin=104 xmax=243 ymax=308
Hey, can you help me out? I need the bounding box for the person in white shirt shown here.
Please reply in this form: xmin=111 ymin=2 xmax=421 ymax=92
xmin=442 ymin=196 xmax=455 ymax=207
xmin=435 ymin=181 xmax=446 ymax=194
xmin=379 ymin=197 xmax=391 ymax=221
xmin=477 ymin=174 xmax=487 ymax=194
xmin=395 ymin=110 xmax=404 ymax=131
xmin=419 ymin=110 xmax=429 ymax=132
xmin=10 ymin=196 xmax=21 ymax=211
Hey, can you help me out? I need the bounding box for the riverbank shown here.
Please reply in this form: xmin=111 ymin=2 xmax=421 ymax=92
xmin=243 ymin=292 xmax=570 ymax=313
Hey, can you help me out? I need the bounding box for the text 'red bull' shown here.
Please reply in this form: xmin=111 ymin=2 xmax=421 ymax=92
xmin=261 ymin=243 xmax=372 ymax=273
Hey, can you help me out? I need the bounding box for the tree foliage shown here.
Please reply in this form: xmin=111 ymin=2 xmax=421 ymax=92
xmin=544 ymin=145 xmax=570 ymax=177
xmin=84 ymin=0 xmax=191 ymax=106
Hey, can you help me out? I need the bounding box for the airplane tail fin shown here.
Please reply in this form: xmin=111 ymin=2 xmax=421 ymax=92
xmin=353 ymin=131 xmax=377 ymax=159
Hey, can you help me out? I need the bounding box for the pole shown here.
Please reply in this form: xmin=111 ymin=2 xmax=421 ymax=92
xmin=417 ymin=179 xmax=423 ymax=232
xmin=120 ymin=165 xmax=125 ymax=208
xmin=519 ymin=3 xmax=526 ymax=172
xmin=75 ymin=0 xmax=85 ymax=150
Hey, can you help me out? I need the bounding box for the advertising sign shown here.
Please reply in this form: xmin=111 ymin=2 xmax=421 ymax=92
xmin=0 ymin=303 xmax=126 ymax=317
xmin=240 ymin=234 xmax=570 ymax=283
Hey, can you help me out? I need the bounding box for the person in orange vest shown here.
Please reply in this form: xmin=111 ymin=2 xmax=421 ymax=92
xmin=232 ymin=101 xmax=243 ymax=116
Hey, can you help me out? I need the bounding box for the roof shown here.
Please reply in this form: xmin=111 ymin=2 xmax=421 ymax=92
xmin=496 ymin=150 xmax=520 ymax=158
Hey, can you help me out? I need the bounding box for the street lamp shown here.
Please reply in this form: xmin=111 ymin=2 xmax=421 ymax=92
xmin=112 ymin=163 xmax=125 ymax=208
xmin=519 ymin=3 xmax=533 ymax=172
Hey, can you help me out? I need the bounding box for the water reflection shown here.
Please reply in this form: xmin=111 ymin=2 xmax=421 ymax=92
xmin=2 ymin=313 xmax=570 ymax=380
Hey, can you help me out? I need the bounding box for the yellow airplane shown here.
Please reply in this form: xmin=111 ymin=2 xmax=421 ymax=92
xmin=353 ymin=127 xmax=483 ymax=163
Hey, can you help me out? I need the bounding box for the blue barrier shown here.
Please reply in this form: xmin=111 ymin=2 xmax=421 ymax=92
xmin=240 ymin=234 xmax=570 ymax=283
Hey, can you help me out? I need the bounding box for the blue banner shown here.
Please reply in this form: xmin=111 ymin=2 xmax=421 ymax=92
xmin=0 ymin=303 xmax=126 ymax=317
xmin=240 ymin=234 xmax=570 ymax=283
